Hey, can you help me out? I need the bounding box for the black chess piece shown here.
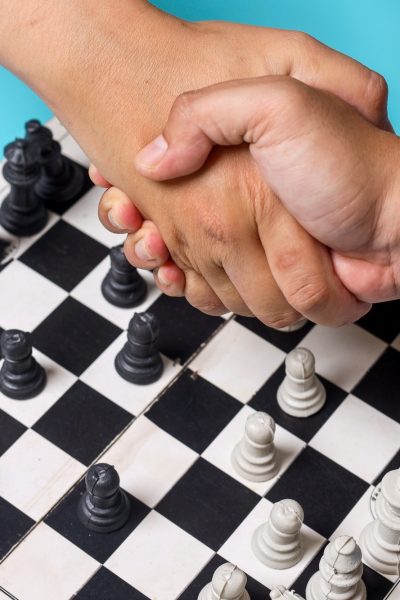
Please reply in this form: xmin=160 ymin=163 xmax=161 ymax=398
xmin=0 ymin=139 xmax=47 ymax=236
xmin=25 ymin=119 xmax=87 ymax=208
xmin=0 ymin=329 xmax=46 ymax=400
xmin=77 ymin=463 xmax=130 ymax=533
xmin=115 ymin=312 xmax=163 ymax=385
xmin=101 ymin=244 xmax=147 ymax=308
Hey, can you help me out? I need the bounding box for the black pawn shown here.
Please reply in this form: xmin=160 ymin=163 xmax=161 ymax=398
xmin=0 ymin=139 xmax=47 ymax=236
xmin=101 ymin=244 xmax=147 ymax=308
xmin=77 ymin=463 xmax=130 ymax=533
xmin=0 ymin=330 xmax=46 ymax=400
xmin=115 ymin=312 xmax=163 ymax=385
xmin=25 ymin=119 xmax=86 ymax=207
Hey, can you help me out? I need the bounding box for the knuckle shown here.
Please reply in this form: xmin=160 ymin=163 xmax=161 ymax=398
xmin=288 ymin=30 xmax=315 ymax=51
xmin=365 ymin=70 xmax=388 ymax=112
xmin=172 ymin=89 xmax=201 ymax=120
xmin=286 ymin=277 xmax=330 ymax=315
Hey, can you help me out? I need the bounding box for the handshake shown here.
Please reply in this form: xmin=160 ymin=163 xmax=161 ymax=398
xmin=93 ymin=74 xmax=400 ymax=328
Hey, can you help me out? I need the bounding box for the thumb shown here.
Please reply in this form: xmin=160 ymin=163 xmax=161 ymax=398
xmin=134 ymin=76 xmax=290 ymax=181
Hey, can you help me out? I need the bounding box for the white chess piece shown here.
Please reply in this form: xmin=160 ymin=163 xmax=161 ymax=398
xmin=359 ymin=468 xmax=400 ymax=575
xmin=252 ymin=499 xmax=304 ymax=569
xmin=306 ymin=536 xmax=366 ymax=600
xmin=277 ymin=347 xmax=326 ymax=417
xmin=198 ymin=563 xmax=250 ymax=600
xmin=270 ymin=586 xmax=305 ymax=600
xmin=231 ymin=412 xmax=278 ymax=482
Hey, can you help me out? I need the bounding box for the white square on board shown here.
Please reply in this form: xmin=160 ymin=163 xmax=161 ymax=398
xmin=0 ymin=349 xmax=76 ymax=427
xmin=190 ymin=320 xmax=285 ymax=403
xmin=300 ymin=324 xmax=386 ymax=392
xmin=391 ymin=335 xmax=400 ymax=352
xmin=219 ymin=498 xmax=325 ymax=590
xmin=310 ymin=395 xmax=400 ymax=483
xmin=0 ymin=523 xmax=98 ymax=600
xmin=71 ymin=256 xmax=162 ymax=329
xmin=0 ymin=429 xmax=85 ymax=520
xmin=81 ymin=333 xmax=181 ymax=417
xmin=202 ymin=405 xmax=305 ymax=496
xmin=106 ymin=511 xmax=213 ymax=599
xmin=0 ymin=260 xmax=66 ymax=331
xmin=101 ymin=416 xmax=198 ymax=508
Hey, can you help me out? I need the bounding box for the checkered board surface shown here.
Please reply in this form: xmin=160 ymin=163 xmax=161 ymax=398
xmin=0 ymin=118 xmax=399 ymax=600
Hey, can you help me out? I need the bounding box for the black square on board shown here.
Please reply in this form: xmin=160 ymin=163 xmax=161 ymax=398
xmin=250 ymin=364 xmax=347 ymax=442
xmin=352 ymin=347 xmax=400 ymax=422
xmin=356 ymin=300 xmax=400 ymax=344
xmin=75 ymin=567 xmax=149 ymax=600
xmin=0 ymin=496 xmax=34 ymax=560
xmin=148 ymin=295 xmax=223 ymax=363
xmin=179 ymin=554 xmax=270 ymax=600
xmin=46 ymin=479 xmax=149 ymax=563
xmin=0 ymin=409 xmax=27 ymax=456
xmin=156 ymin=457 xmax=259 ymax=550
xmin=19 ymin=220 xmax=108 ymax=292
xmin=147 ymin=369 xmax=242 ymax=454
xmin=33 ymin=380 xmax=132 ymax=465
xmin=266 ymin=446 xmax=369 ymax=538
xmin=32 ymin=297 xmax=121 ymax=376
xmin=235 ymin=316 xmax=314 ymax=353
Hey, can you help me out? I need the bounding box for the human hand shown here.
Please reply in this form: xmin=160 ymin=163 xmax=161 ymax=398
xmin=130 ymin=76 xmax=400 ymax=303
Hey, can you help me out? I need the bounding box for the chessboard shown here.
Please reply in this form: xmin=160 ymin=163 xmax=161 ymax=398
xmin=0 ymin=118 xmax=399 ymax=600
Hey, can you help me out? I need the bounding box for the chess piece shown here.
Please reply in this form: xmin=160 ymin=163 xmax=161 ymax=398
xmin=273 ymin=318 xmax=308 ymax=333
xmin=231 ymin=411 xmax=279 ymax=482
xmin=359 ymin=468 xmax=400 ymax=575
xmin=0 ymin=139 xmax=47 ymax=236
xmin=271 ymin=586 xmax=305 ymax=600
xmin=198 ymin=563 xmax=250 ymax=600
xmin=0 ymin=329 xmax=46 ymax=399
xmin=252 ymin=499 xmax=304 ymax=569
xmin=77 ymin=463 xmax=130 ymax=533
xmin=25 ymin=119 xmax=86 ymax=208
xmin=101 ymin=244 xmax=146 ymax=308
xmin=277 ymin=347 xmax=326 ymax=417
xmin=306 ymin=536 xmax=366 ymax=600
xmin=115 ymin=311 xmax=163 ymax=385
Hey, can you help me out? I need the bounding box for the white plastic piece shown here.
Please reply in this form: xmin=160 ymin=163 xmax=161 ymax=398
xmin=198 ymin=563 xmax=250 ymax=600
xmin=273 ymin=318 xmax=308 ymax=333
xmin=231 ymin=412 xmax=278 ymax=482
xmin=252 ymin=499 xmax=304 ymax=569
xmin=277 ymin=347 xmax=326 ymax=418
xmin=306 ymin=536 xmax=366 ymax=600
xmin=359 ymin=468 xmax=400 ymax=575
xmin=270 ymin=586 xmax=305 ymax=600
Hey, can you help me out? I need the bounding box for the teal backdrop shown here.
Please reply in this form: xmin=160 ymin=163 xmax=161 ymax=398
xmin=0 ymin=0 xmax=399 ymax=148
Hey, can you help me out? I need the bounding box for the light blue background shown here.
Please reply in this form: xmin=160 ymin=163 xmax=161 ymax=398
xmin=0 ymin=0 xmax=399 ymax=149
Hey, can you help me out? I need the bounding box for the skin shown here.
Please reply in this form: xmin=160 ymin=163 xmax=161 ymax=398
xmin=0 ymin=0 xmax=390 ymax=325
xmin=105 ymin=76 xmax=400 ymax=304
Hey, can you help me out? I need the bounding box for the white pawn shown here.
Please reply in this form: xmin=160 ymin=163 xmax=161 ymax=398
xmin=252 ymin=499 xmax=304 ymax=569
xmin=198 ymin=563 xmax=250 ymax=600
xmin=277 ymin=348 xmax=326 ymax=417
xmin=359 ymin=467 xmax=400 ymax=575
xmin=270 ymin=586 xmax=305 ymax=600
xmin=231 ymin=412 xmax=278 ymax=482
xmin=306 ymin=536 xmax=366 ymax=600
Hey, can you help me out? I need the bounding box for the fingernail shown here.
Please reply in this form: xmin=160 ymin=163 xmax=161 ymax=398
xmin=136 ymin=134 xmax=168 ymax=168
xmin=157 ymin=267 xmax=170 ymax=286
xmin=135 ymin=238 xmax=153 ymax=261
xmin=108 ymin=210 xmax=124 ymax=230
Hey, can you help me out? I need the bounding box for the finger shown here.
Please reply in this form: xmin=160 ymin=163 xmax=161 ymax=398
xmin=284 ymin=32 xmax=391 ymax=130
xmin=124 ymin=223 xmax=171 ymax=270
xmin=332 ymin=252 xmax=399 ymax=303
xmin=89 ymin=164 xmax=111 ymax=188
xmin=98 ymin=186 xmax=143 ymax=233
xmin=182 ymin=269 xmax=230 ymax=317
xmin=260 ymin=204 xmax=371 ymax=326
xmin=153 ymin=260 xmax=186 ymax=297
